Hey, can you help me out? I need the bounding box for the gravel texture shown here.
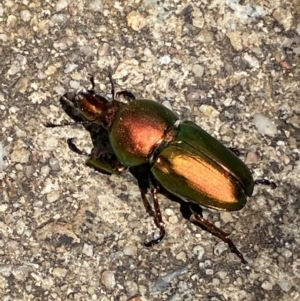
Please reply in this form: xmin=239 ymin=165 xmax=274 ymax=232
xmin=1 ymin=0 xmax=300 ymax=300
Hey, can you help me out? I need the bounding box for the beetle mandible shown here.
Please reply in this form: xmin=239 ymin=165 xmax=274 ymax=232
xmin=46 ymin=72 xmax=276 ymax=264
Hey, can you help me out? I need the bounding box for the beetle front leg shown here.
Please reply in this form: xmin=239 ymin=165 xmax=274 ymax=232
xmin=116 ymin=90 xmax=136 ymax=101
xmin=67 ymin=138 xmax=127 ymax=175
xmin=188 ymin=204 xmax=247 ymax=264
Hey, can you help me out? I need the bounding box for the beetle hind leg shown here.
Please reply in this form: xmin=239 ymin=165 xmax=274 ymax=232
xmin=188 ymin=203 xmax=248 ymax=264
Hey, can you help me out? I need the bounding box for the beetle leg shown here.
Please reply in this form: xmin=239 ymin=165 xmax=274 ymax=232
xmin=144 ymin=186 xmax=166 ymax=247
xmin=228 ymin=147 xmax=241 ymax=157
xmin=188 ymin=204 xmax=247 ymax=264
xmin=116 ymin=90 xmax=136 ymax=101
xmin=254 ymin=179 xmax=277 ymax=189
xmin=67 ymin=138 xmax=90 ymax=156
xmin=67 ymin=138 xmax=126 ymax=175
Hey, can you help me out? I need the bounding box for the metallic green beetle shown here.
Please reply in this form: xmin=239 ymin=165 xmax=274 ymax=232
xmin=46 ymin=74 xmax=275 ymax=264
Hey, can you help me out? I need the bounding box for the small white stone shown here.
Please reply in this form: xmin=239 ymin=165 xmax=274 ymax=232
xmin=89 ymin=0 xmax=103 ymax=12
xmin=64 ymin=63 xmax=78 ymax=73
xmin=214 ymin=242 xmax=228 ymax=257
xmin=56 ymin=0 xmax=69 ymax=12
xmin=278 ymin=280 xmax=292 ymax=292
xmin=82 ymin=243 xmax=93 ymax=257
xmin=20 ymin=10 xmax=32 ymax=22
xmin=192 ymin=245 xmax=205 ymax=260
xmin=158 ymin=55 xmax=171 ymax=65
xmin=253 ymin=114 xmax=277 ymax=137
xmin=261 ymin=280 xmax=273 ymax=290
xmin=192 ymin=64 xmax=204 ymax=77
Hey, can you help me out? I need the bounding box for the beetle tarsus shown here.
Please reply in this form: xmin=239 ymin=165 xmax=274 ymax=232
xmin=228 ymin=147 xmax=241 ymax=157
xmin=143 ymin=187 xmax=166 ymax=247
xmin=254 ymin=179 xmax=276 ymax=189
xmin=67 ymin=138 xmax=90 ymax=156
xmin=116 ymin=90 xmax=136 ymax=101
xmin=189 ymin=207 xmax=247 ymax=264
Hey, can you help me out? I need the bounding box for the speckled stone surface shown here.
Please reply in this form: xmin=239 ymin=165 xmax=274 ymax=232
xmin=1 ymin=1 xmax=299 ymax=300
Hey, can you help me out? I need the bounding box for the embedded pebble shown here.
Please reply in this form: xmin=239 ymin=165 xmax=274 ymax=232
xmin=192 ymin=245 xmax=205 ymax=260
xmin=176 ymin=251 xmax=187 ymax=262
xmin=49 ymin=158 xmax=60 ymax=171
xmin=11 ymin=147 xmax=30 ymax=163
xmin=82 ymin=243 xmax=94 ymax=257
xmin=64 ymin=63 xmax=78 ymax=73
xmin=158 ymin=55 xmax=171 ymax=65
xmin=214 ymin=242 xmax=228 ymax=257
xmin=152 ymin=267 xmax=188 ymax=292
xmin=168 ymin=215 xmax=178 ymax=224
xmin=278 ymin=280 xmax=292 ymax=292
xmin=192 ymin=64 xmax=204 ymax=77
xmin=0 ymin=265 xmax=12 ymax=277
xmin=101 ymin=270 xmax=116 ymax=290
xmin=56 ymin=0 xmax=69 ymax=11
xmin=199 ymin=105 xmax=219 ymax=118
xmin=14 ymin=76 xmax=30 ymax=94
xmin=0 ymin=34 xmax=8 ymax=42
xmin=46 ymin=191 xmax=61 ymax=203
xmin=20 ymin=10 xmax=32 ymax=22
xmin=124 ymin=281 xmax=139 ymax=298
xmin=89 ymin=0 xmax=103 ymax=12
xmin=261 ymin=280 xmax=273 ymax=290
xmin=220 ymin=212 xmax=234 ymax=224
xmin=52 ymin=267 xmax=68 ymax=278
xmin=281 ymin=248 xmax=292 ymax=259
xmin=253 ymin=114 xmax=277 ymax=137
xmin=123 ymin=244 xmax=137 ymax=256
xmin=70 ymin=80 xmax=80 ymax=90
xmin=192 ymin=7 xmax=204 ymax=28
xmin=243 ymin=53 xmax=260 ymax=69
xmin=272 ymin=8 xmax=293 ymax=31
xmin=197 ymin=29 xmax=214 ymax=43
xmin=127 ymin=11 xmax=147 ymax=31
xmin=226 ymin=31 xmax=243 ymax=51
xmin=245 ymin=152 xmax=259 ymax=165
xmin=11 ymin=266 xmax=30 ymax=281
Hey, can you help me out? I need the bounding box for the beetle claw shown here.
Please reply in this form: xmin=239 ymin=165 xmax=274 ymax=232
xmin=189 ymin=204 xmax=248 ymax=264
xmin=254 ymin=179 xmax=276 ymax=189
xmin=144 ymin=228 xmax=165 ymax=247
xmin=67 ymin=138 xmax=90 ymax=156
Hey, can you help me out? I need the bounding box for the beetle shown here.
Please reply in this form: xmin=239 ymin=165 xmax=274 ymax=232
xmin=46 ymin=72 xmax=276 ymax=264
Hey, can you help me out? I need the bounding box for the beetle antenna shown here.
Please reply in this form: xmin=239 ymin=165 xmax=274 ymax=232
xmin=107 ymin=71 xmax=116 ymax=102
xmin=44 ymin=120 xmax=92 ymax=128
xmin=88 ymin=74 xmax=96 ymax=91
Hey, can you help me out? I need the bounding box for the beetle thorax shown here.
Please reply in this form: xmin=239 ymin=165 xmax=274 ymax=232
xmin=109 ymin=99 xmax=179 ymax=166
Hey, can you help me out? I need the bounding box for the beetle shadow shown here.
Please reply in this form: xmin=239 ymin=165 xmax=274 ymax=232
xmin=59 ymin=93 xmax=203 ymax=225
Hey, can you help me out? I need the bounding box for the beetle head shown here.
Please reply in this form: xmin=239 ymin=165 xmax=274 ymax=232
xmin=75 ymin=90 xmax=109 ymax=123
